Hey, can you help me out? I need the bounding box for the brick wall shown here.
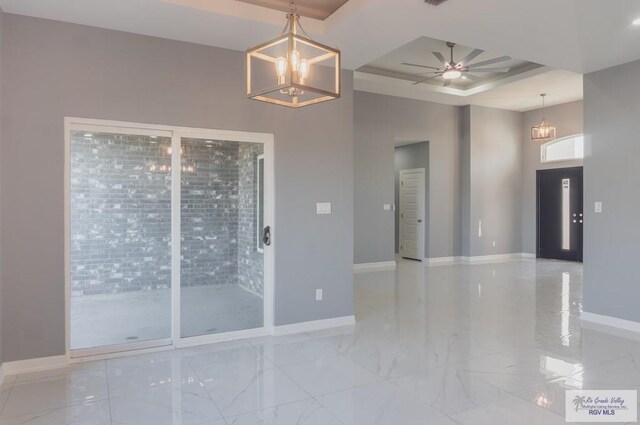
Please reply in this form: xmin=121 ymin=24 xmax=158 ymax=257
xmin=180 ymin=139 xmax=239 ymax=287
xmin=238 ymin=143 xmax=264 ymax=296
xmin=70 ymin=132 xmax=264 ymax=296
xmin=70 ymin=132 xmax=172 ymax=295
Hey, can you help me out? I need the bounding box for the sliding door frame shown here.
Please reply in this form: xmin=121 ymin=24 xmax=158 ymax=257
xmin=64 ymin=117 xmax=275 ymax=360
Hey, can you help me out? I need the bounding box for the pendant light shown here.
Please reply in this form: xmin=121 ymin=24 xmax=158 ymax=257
xmin=531 ymin=93 xmax=556 ymax=141
xmin=246 ymin=1 xmax=341 ymax=108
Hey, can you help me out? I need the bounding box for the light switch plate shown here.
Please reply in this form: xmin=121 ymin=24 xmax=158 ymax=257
xmin=316 ymin=289 xmax=323 ymax=301
xmin=383 ymin=203 xmax=392 ymax=211
xmin=595 ymin=201 xmax=602 ymax=213
xmin=316 ymin=202 xmax=331 ymax=215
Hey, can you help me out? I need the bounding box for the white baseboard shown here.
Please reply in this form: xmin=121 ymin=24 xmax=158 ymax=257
xmin=353 ymin=261 xmax=396 ymax=273
xmin=424 ymin=253 xmax=534 ymax=266
xmin=581 ymin=311 xmax=640 ymax=341
xmin=425 ymin=256 xmax=460 ymax=266
xmin=1 ymin=355 xmax=68 ymax=377
xmin=273 ymin=315 xmax=356 ymax=336
xmin=460 ymin=253 xmax=535 ymax=264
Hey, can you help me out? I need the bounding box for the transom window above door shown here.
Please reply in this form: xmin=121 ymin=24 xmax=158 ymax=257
xmin=540 ymin=134 xmax=584 ymax=163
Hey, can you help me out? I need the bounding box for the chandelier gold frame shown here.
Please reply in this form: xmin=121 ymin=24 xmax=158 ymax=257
xmin=246 ymin=3 xmax=341 ymax=108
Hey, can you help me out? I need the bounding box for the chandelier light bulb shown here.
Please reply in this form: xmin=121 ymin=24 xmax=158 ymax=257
xmin=290 ymin=50 xmax=300 ymax=73
xmin=299 ymin=59 xmax=310 ymax=81
xmin=276 ymin=57 xmax=287 ymax=78
xmin=275 ymin=56 xmax=287 ymax=85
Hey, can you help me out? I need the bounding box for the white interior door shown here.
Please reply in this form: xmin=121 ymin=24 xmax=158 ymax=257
xmin=399 ymin=168 xmax=425 ymax=260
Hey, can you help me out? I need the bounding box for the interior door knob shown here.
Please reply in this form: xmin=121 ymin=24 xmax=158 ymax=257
xmin=417 ymin=219 xmax=422 ymax=223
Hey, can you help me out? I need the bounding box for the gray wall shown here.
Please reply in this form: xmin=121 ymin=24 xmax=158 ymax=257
xmin=460 ymin=107 xmax=471 ymax=257
xmin=521 ymin=101 xmax=583 ymax=254
xmin=0 ymin=7 xmax=4 ymax=367
xmin=463 ymin=106 xmax=523 ymax=257
xmin=394 ymin=142 xmax=429 ymax=255
xmin=354 ymin=92 xmax=461 ymax=263
xmin=0 ymin=14 xmax=354 ymax=362
xmin=583 ymin=60 xmax=640 ymax=322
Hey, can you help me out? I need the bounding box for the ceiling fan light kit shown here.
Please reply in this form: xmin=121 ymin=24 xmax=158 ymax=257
xmin=442 ymin=69 xmax=462 ymax=79
xmin=403 ymin=41 xmax=511 ymax=87
xmin=245 ymin=1 xmax=341 ymax=108
xmin=531 ymin=93 xmax=557 ymax=141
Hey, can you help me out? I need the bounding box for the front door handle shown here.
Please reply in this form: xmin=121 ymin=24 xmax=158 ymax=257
xmin=263 ymin=226 xmax=271 ymax=247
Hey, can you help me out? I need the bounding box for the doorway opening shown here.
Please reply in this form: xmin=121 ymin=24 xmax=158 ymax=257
xmin=537 ymin=166 xmax=583 ymax=262
xmin=394 ymin=142 xmax=428 ymax=261
xmin=65 ymin=118 xmax=274 ymax=358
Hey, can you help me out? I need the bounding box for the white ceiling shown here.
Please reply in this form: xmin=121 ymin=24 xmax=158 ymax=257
xmin=3 ymin=0 xmax=640 ymax=73
xmin=3 ymin=0 xmax=636 ymax=109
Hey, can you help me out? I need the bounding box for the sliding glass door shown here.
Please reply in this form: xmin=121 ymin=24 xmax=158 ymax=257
xmin=67 ymin=119 xmax=273 ymax=357
xmin=180 ymin=138 xmax=265 ymax=338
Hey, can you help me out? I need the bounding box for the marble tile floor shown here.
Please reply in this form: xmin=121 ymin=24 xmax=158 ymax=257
xmin=3 ymin=259 xmax=640 ymax=424
xmin=71 ymin=284 xmax=264 ymax=349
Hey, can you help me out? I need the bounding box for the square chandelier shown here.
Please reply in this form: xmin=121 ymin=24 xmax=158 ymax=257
xmin=531 ymin=119 xmax=556 ymax=141
xmin=246 ymin=3 xmax=341 ymax=108
xmin=531 ymin=93 xmax=557 ymax=141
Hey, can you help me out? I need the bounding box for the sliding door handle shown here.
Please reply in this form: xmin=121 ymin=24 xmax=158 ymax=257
xmin=263 ymin=226 xmax=271 ymax=247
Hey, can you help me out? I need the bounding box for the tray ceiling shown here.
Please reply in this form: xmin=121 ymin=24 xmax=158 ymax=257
xmin=235 ymin=0 xmax=349 ymax=20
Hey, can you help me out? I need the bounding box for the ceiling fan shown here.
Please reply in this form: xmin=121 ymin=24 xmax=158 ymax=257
xmin=402 ymin=42 xmax=511 ymax=87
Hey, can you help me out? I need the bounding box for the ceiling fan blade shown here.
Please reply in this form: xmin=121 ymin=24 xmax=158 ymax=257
xmin=432 ymin=51 xmax=447 ymax=66
xmin=401 ymin=62 xmax=440 ymax=70
xmin=467 ymin=68 xmax=511 ymax=73
xmin=459 ymin=48 xmax=484 ymax=66
xmin=411 ymin=75 xmax=439 ymax=85
xmin=443 ymin=79 xmax=451 ymax=87
xmin=467 ymin=56 xmax=511 ymax=68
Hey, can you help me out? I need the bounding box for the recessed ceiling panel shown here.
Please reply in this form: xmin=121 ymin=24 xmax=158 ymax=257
xmin=235 ymin=0 xmax=349 ymax=20
xmin=359 ymin=36 xmax=539 ymax=90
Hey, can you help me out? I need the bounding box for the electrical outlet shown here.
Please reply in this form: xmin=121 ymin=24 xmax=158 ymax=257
xmin=595 ymin=201 xmax=603 ymax=213
xmin=316 ymin=289 xmax=323 ymax=301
